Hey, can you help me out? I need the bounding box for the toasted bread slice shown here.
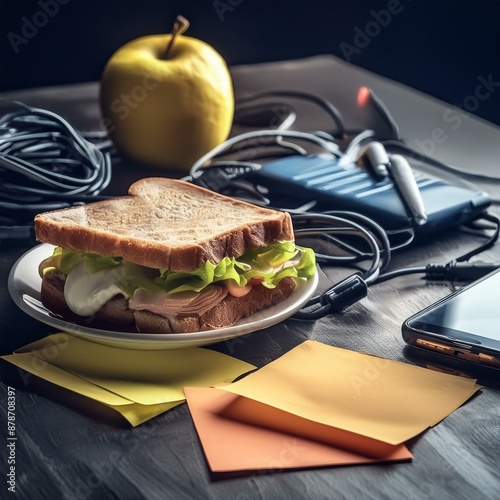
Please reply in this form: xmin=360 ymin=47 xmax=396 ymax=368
xmin=34 ymin=178 xmax=294 ymax=272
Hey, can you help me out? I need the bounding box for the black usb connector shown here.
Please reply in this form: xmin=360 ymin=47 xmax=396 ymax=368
xmin=322 ymin=274 xmax=368 ymax=311
xmin=293 ymin=274 xmax=368 ymax=319
xmin=192 ymin=164 xmax=257 ymax=192
xmin=192 ymin=168 xmax=233 ymax=192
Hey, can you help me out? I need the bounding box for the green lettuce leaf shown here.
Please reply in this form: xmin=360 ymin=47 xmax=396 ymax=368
xmin=49 ymin=242 xmax=316 ymax=297
xmin=57 ymin=248 xmax=122 ymax=275
xmin=156 ymin=242 xmax=315 ymax=294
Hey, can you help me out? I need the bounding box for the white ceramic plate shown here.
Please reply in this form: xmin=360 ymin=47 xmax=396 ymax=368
xmin=8 ymin=244 xmax=318 ymax=350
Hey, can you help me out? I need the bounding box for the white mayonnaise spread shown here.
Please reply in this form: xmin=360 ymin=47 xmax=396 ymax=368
xmin=64 ymin=262 xmax=126 ymax=316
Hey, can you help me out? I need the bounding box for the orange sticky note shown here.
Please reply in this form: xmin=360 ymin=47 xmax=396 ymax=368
xmin=184 ymin=386 xmax=412 ymax=474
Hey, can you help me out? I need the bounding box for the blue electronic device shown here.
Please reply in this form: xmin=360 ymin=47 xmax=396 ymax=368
xmin=252 ymin=154 xmax=491 ymax=239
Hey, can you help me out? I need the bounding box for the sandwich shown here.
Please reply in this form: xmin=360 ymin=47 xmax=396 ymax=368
xmin=34 ymin=178 xmax=316 ymax=334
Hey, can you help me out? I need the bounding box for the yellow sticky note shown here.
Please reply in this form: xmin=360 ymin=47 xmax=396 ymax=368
xmin=220 ymin=340 xmax=481 ymax=446
xmin=3 ymin=332 xmax=254 ymax=426
xmin=3 ymin=352 xmax=132 ymax=406
xmin=2 ymin=352 xmax=182 ymax=426
xmin=109 ymin=401 xmax=182 ymax=427
xmin=16 ymin=333 xmax=255 ymax=405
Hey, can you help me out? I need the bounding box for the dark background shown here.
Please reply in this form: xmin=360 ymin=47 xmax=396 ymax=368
xmin=1 ymin=0 xmax=500 ymax=126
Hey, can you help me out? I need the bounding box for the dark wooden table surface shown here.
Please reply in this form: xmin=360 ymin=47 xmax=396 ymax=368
xmin=1 ymin=56 xmax=499 ymax=500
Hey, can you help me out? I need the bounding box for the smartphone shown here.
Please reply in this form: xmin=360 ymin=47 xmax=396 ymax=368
xmin=402 ymin=268 xmax=500 ymax=370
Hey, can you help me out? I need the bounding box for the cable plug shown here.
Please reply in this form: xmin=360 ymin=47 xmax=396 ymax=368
xmin=192 ymin=165 xmax=256 ymax=192
xmin=293 ymin=274 xmax=368 ymax=320
xmin=192 ymin=168 xmax=232 ymax=192
xmin=321 ymin=274 xmax=368 ymax=312
xmin=425 ymin=260 xmax=500 ymax=282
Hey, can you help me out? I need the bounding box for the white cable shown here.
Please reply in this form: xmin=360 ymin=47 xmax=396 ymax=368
xmin=189 ymin=130 xmax=341 ymax=179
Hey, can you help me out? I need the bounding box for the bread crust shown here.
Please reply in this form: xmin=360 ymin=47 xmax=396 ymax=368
xmin=34 ymin=178 xmax=294 ymax=272
xmin=40 ymin=272 xmax=296 ymax=334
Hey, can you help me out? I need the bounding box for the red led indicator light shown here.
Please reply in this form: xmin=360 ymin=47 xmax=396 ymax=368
xmin=357 ymin=86 xmax=371 ymax=107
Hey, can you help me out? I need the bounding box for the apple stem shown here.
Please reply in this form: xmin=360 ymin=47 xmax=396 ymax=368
xmin=164 ymin=15 xmax=190 ymax=59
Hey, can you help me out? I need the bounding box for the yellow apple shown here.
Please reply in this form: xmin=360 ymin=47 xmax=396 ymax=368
xmin=100 ymin=21 xmax=234 ymax=171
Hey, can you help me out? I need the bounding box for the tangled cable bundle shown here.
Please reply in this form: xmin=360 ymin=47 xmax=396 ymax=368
xmin=0 ymin=101 xmax=112 ymax=224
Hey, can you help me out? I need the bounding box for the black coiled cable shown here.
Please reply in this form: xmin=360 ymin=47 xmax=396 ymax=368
xmin=0 ymin=100 xmax=112 ymax=239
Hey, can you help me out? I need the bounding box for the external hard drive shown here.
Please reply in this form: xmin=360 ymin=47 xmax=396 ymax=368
xmin=252 ymin=154 xmax=491 ymax=239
